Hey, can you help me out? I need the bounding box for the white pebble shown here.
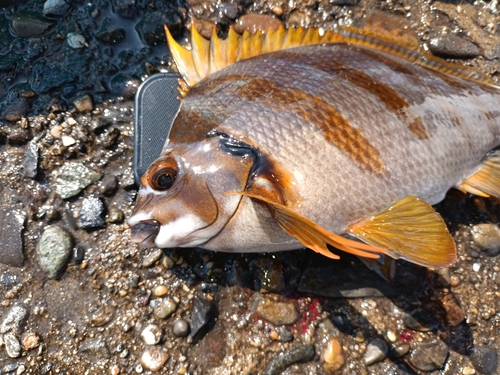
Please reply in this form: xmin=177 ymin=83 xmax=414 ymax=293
xmin=61 ymin=135 xmax=76 ymax=146
xmin=472 ymin=263 xmax=481 ymax=272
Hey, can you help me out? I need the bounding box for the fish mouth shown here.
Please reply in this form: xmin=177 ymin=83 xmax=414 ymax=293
xmin=130 ymin=219 xmax=160 ymax=247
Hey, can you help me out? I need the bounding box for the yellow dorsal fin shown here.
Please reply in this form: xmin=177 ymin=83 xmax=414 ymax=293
xmin=165 ymin=23 xmax=495 ymax=95
xmin=348 ymin=196 xmax=457 ymax=268
xmin=227 ymin=191 xmax=387 ymax=261
xmin=459 ymin=151 xmax=500 ymax=198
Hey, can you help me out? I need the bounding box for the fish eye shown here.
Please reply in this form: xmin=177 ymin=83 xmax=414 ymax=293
xmin=147 ymin=157 xmax=178 ymax=191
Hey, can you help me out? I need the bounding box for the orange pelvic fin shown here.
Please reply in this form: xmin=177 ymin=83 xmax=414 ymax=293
xmin=348 ymin=196 xmax=457 ymax=268
xmin=228 ymin=191 xmax=387 ymax=261
xmin=459 ymin=151 xmax=500 ymax=199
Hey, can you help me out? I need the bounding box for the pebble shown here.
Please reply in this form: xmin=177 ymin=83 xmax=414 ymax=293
xmin=218 ymin=3 xmax=239 ymax=20
xmin=161 ymin=255 xmax=175 ymax=270
xmin=73 ymin=94 xmax=93 ymax=112
xmin=78 ymin=337 xmax=111 ymax=360
xmin=255 ymin=295 xmax=300 ymax=326
xmin=21 ymin=332 xmax=40 ymax=350
xmin=391 ymin=342 xmax=410 ymax=358
xmin=100 ymin=175 xmax=119 ymax=196
xmin=67 ymin=32 xmax=86 ymax=48
xmin=43 ymin=0 xmax=70 ymax=16
xmin=264 ymin=345 xmax=315 ymax=375
xmin=276 ymin=326 xmax=293 ymax=342
xmin=55 ymin=162 xmax=101 ymax=199
xmin=429 ymin=34 xmax=480 ymax=59
xmin=4 ymin=333 xmax=22 ymax=358
xmin=323 ymin=337 xmax=345 ymax=371
xmin=0 ymin=207 xmax=27 ymax=268
xmin=234 ymin=14 xmax=283 ymax=34
xmin=37 ymin=225 xmax=73 ymax=279
xmin=107 ymin=207 xmax=124 ymax=223
xmin=142 ymin=249 xmax=163 ymax=267
xmin=90 ymin=305 xmax=115 ymax=327
xmin=463 ymin=366 xmax=476 ymax=375
xmin=10 ymin=11 xmax=54 ymax=38
xmin=408 ymin=338 xmax=449 ymax=371
xmin=402 ymin=309 xmax=437 ymax=332
xmin=7 ymin=129 xmax=30 ymax=145
xmin=24 ymin=140 xmax=39 ymax=178
xmin=136 ymin=10 xmax=183 ymax=46
xmin=470 ymin=346 xmax=498 ymax=375
xmin=153 ymin=285 xmax=168 ymax=297
xmin=190 ymin=290 xmax=218 ymax=342
xmin=61 ymin=135 xmax=76 ymax=146
xmin=140 ymin=347 xmax=168 ymax=372
xmin=386 ymin=330 xmax=397 ymax=343
xmin=141 ymin=324 xmax=163 ymax=345
xmin=78 ymin=196 xmax=105 ymax=229
xmin=96 ymin=28 xmax=126 ymax=45
xmin=363 ymin=338 xmax=388 ymax=365
xmin=154 ymin=297 xmax=177 ymax=319
xmin=172 ymin=319 xmax=190 ymax=337
xmin=0 ymin=305 xmax=29 ymax=334
xmin=470 ymin=223 xmax=500 ymax=256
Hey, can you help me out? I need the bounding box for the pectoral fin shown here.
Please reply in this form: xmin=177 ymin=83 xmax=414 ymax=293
xmin=348 ymin=196 xmax=457 ymax=268
xmin=459 ymin=151 xmax=500 ymax=198
xmin=227 ymin=191 xmax=387 ymax=260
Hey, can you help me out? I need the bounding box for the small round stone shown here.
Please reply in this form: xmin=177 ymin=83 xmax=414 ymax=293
xmin=462 ymin=366 xmax=476 ymax=375
xmin=323 ymin=337 xmax=345 ymax=371
xmin=154 ymin=298 xmax=177 ymax=320
xmin=363 ymin=338 xmax=388 ymax=365
xmin=141 ymin=324 xmax=163 ymax=345
xmin=470 ymin=346 xmax=498 ymax=375
xmin=22 ymin=332 xmax=40 ymax=350
xmin=392 ymin=343 xmax=410 ymax=358
xmin=140 ymin=347 xmax=168 ymax=372
xmin=409 ymin=338 xmax=449 ymax=371
xmin=107 ymin=207 xmax=124 ymax=223
xmin=142 ymin=249 xmax=163 ymax=268
xmin=4 ymin=333 xmax=21 ymax=358
xmin=172 ymin=319 xmax=190 ymax=337
xmin=153 ymin=285 xmax=168 ymax=297
xmin=386 ymin=330 xmax=397 ymax=343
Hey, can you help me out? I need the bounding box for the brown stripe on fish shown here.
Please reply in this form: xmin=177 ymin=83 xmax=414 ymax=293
xmin=169 ymin=109 xmax=222 ymax=143
xmin=271 ymin=50 xmax=429 ymax=139
xmin=220 ymin=75 xmax=387 ymax=176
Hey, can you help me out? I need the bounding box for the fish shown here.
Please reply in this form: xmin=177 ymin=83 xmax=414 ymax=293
xmin=128 ymin=24 xmax=500 ymax=269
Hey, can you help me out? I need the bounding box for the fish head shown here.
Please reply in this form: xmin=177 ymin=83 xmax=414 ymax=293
xmin=128 ymin=135 xmax=254 ymax=249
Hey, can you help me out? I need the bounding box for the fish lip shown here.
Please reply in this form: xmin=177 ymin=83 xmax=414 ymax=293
xmin=130 ymin=219 xmax=160 ymax=247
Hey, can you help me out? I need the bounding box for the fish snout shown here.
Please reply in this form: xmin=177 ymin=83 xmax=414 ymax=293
xmin=130 ymin=219 xmax=160 ymax=247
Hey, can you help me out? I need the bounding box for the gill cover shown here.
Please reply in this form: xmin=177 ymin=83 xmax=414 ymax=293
xmin=129 ymin=134 xmax=255 ymax=248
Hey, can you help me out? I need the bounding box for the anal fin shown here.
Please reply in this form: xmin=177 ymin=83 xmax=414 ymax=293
xmin=459 ymin=151 xmax=500 ymax=198
xmin=348 ymin=196 xmax=457 ymax=268
xmin=227 ymin=191 xmax=387 ymax=261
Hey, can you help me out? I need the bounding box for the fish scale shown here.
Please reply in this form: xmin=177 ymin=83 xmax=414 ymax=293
xmin=129 ymin=26 xmax=500 ymax=268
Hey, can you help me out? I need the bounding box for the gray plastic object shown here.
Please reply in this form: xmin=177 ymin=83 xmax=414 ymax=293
xmin=134 ymin=72 xmax=181 ymax=184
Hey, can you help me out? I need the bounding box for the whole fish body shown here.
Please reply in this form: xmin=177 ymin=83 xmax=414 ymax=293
xmin=129 ymin=26 xmax=500 ymax=268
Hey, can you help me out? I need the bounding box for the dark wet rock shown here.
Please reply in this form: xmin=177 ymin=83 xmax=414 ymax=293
xmin=471 ymin=346 xmax=498 ymax=375
xmin=402 ymin=309 xmax=438 ymax=332
xmin=276 ymin=326 xmax=293 ymax=342
xmin=255 ymin=258 xmax=285 ymax=293
xmin=190 ymin=290 xmax=218 ymax=342
xmin=363 ymin=338 xmax=388 ymax=365
xmin=408 ymin=338 xmax=449 ymax=371
xmin=234 ymin=14 xmax=283 ymax=34
xmin=101 ymin=127 xmax=120 ymax=148
xmin=4 ymin=99 xmax=29 ymax=122
xmin=4 ymin=333 xmax=21 ymax=358
xmin=330 ymin=0 xmax=358 ymax=4
xmin=0 ymin=207 xmax=27 ymax=268
xmin=78 ymin=337 xmax=110 ymax=361
xmin=256 ymin=295 xmax=300 ymax=325
xmin=107 ymin=206 xmax=124 ymax=223
xmin=55 ymin=162 xmax=101 ymax=199
xmin=112 ymin=0 xmax=137 ymax=18
xmin=43 ymin=0 xmax=70 ymax=16
xmin=1 ymin=273 xmax=18 ymax=287
xmin=100 ymin=175 xmax=119 ymax=196
xmin=142 ymin=249 xmax=163 ymax=268
xmin=10 ymin=12 xmax=54 ymax=38
xmin=74 ymin=94 xmax=93 ymax=112
xmin=135 ymin=10 xmax=183 ymax=46
xmin=264 ymin=345 xmax=315 ymax=375
xmin=390 ymin=342 xmax=410 ymax=359
xmin=154 ymin=297 xmax=177 ymax=319
xmin=140 ymin=347 xmax=168 ymax=371
xmin=0 ymin=304 xmax=29 ymax=334
xmin=439 ymin=292 xmax=465 ymax=326
xmin=141 ymin=324 xmax=163 ymax=345
xmin=78 ymin=196 xmax=105 ymax=229
xmin=7 ymin=129 xmax=30 ymax=145
xmin=37 ymin=225 xmax=73 ymax=279
xmin=218 ymin=3 xmax=239 ymax=20
xmin=97 ymin=28 xmax=126 ymax=45
xmin=0 ymin=81 xmax=7 ymax=101
xmin=429 ymin=34 xmax=480 ymax=59
xmin=470 ymin=223 xmax=500 ymax=256
xmin=24 ymin=140 xmax=39 ymax=178
xmin=90 ymin=305 xmax=115 ymax=327
xmin=67 ymin=32 xmax=86 ymax=49
xmin=2 ymin=363 xmax=19 ymax=373
xmin=330 ymin=313 xmax=354 ymax=334
xmin=173 ymin=319 xmax=190 ymax=337
xmin=191 ymin=323 xmax=226 ymax=369
xmin=32 ymin=62 xmax=76 ymax=94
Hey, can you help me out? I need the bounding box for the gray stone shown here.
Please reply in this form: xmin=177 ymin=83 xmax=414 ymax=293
xmin=78 ymin=196 xmax=105 ymax=229
xmin=142 ymin=249 xmax=163 ymax=268
xmin=24 ymin=140 xmax=38 ymax=178
xmin=471 ymin=346 xmax=498 ymax=375
xmin=10 ymin=11 xmax=53 ymax=38
xmin=141 ymin=324 xmax=162 ymax=345
xmin=264 ymin=345 xmax=315 ymax=375
xmin=43 ymin=0 xmax=70 ymax=16
xmin=0 ymin=304 xmax=29 ymax=334
xmin=140 ymin=347 xmax=168 ymax=372
xmin=190 ymin=290 xmax=218 ymax=342
xmin=429 ymin=34 xmax=480 ymax=59
xmin=4 ymin=333 xmax=21 ymax=358
xmin=55 ymin=162 xmax=101 ymax=199
xmin=470 ymin=223 xmax=500 ymax=257
xmin=154 ymin=298 xmax=177 ymax=319
xmin=37 ymin=226 xmax=72 ymax=279
xmin=172 ymin=319 xmax=190 ymax=337
xmin=78 ymin=337 xmax=110 ymax=361
xmin=363 ymin=338 xmax=388 ymax=365
xmin=107 ymin=206 xmax=124 ymax=223
xmin=67 ymin=32 xmax=86 ymax=49
xmin=402 ymin=309 xmax=438 ymax=332
xmin=0 ymin=207 xmax=27 ymax=267
xmin=409 ymin=338 xmax=449 ymax=371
